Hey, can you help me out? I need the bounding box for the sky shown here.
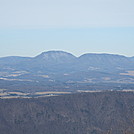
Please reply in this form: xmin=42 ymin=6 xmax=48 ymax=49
xmin=0 ymin=0 xmax=134 ymax=57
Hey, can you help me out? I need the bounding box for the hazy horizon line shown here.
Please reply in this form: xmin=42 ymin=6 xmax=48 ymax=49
xmin=0 ymin=50 xmax=133 ymax=58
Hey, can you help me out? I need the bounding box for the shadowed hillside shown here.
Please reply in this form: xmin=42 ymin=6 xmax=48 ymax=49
xmin=0 ymin=91 xmax=134 ymax=134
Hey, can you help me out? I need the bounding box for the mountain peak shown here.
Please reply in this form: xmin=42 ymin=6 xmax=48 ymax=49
xmin=39 ymin=50 xmax=75 ymax=57
xmin=34 ymin=50 xmax=76 ymax=63
xmin=79 ymin=53 xmax=126 ymax=58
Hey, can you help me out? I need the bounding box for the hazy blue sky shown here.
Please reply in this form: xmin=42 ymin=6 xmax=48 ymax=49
xmin=0 ymin=0 xmax=134 ymax=57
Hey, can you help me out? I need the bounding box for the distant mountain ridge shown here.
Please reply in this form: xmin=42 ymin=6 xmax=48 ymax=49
xmin=0 ymin=50 xmax=134 ymax=92
xmin=0 ymin=51 xmax=133 ymax=64
xmin=0 ymin=51 xmax=133 ymax=70
xmin=0 ymin=51 xmax=133 ymax=61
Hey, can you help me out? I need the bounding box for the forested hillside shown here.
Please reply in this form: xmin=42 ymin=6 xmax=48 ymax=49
xmin=0 ymin=91 xmax=134 ymax=134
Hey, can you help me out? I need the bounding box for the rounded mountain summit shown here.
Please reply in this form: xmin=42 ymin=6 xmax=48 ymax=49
xmin=34 ymin=51 xmax=77 ymax=64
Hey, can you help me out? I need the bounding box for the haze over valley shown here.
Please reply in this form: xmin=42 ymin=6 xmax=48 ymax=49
xmin=0 ymin=50 xmax=134 ymax=98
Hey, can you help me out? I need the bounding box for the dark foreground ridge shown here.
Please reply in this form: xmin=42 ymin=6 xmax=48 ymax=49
xmin=0 ymin=91 xmax=134 ymax=134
